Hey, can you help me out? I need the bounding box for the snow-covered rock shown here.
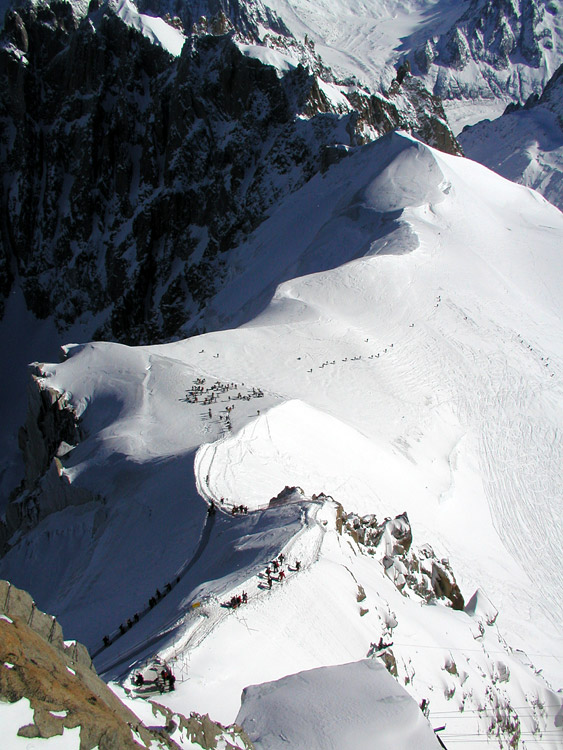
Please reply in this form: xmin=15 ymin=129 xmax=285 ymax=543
xmin=0 ymin=0 xmax=458 ymax=346
xmin=409 ymin=0 xmax=563 ymax=125
xmin=236 ymin=659 xmax=441 ymax=750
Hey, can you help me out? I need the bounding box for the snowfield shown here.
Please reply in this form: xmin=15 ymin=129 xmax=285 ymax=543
xmin=1 ymin=132 xmax=563 ymax=747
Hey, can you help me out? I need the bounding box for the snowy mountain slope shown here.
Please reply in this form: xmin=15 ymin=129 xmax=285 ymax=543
xmin=161 ymin=0 xmax=563 ymax=131
xmin=1 ymin=132 xmax=562 ymax=746
xmin=459 ymin=62 xmax=563 ymax=211
xmin=0 ymin=0 xmax=462 ymax=526
xmin=0 ymin=0 xmax=458 ymax=344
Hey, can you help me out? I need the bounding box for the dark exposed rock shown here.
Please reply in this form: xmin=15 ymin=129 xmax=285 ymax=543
xmin=379 ymin=648 xmax=398 ymax=677
xmin=138 ymin=0 xmax=290 ymax=41
xmin=431 ymin=558 xmax=465 ymax=611
xmin=0 ymin=369 xmax=95 ymax=555
xmin=0 ymin=0 xmax=459 ymax=347
xmin=413 ymin=0 xmax=551 ymax=73
xmin=388 ymin=512 xmax=412 ymax=555
xmin=18 ymin=369 xmax=82 ymax=489
xmin=4 ymin=10 xmax=29 ymax=53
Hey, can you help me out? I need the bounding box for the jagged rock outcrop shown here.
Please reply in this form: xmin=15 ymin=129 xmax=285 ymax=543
xmin=0 ymin=579 xmax=254 ymax=749
xmin=268 ymin=485 xmax=304 ymax=506
xmin=409 ymin=0 xmax=560 ymax=108
xmin=151 ymin=701 xmax=254 ymax=750
xmin=341 ymin=509 xmax=465 ymax=610
xmin=0 ymin=364 xmax=95 ymax=555
xmin=0 ymin=0 xmax=459 ymax=342
xmin=0 ymin=580 xmax=175 ymax=749
xmin=138 ymin=0 xmax=290 ymax=41
xmin=18 ymin=366 xmax=82 ymax=489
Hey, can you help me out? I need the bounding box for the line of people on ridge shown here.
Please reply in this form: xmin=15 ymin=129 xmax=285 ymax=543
xmin=102 ymin=580 xmax=178 ymax=649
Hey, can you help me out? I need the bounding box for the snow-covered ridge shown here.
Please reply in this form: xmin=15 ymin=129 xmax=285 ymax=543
xmin=1 ymin=132 xmax=562 ymax=746
xmin=109 ymin=0 xmax=184 ymax=56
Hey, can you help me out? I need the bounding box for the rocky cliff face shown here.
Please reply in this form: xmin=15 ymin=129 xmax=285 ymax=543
xmin=0 ymin=579 xmax=254 ymax=749
xmin=0 ymin=360 xmax=93 ymax=555
xmin=0 ymin=0 xmax=460 ymax=345
xmin=409 ymin=0 xmax=562 ymax=113
xmin=535 ymin=57 xmax=563 ymax=117
xmin=137 ymin=0 xmax=290 ymax=40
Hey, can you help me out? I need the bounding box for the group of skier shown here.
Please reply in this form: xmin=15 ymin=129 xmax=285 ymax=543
xmin=184 ymin=377 xmax=264 ymax=408
xmin=132 ymin=664 xmax=176 ymax=693
xmin=263 ymin=552 xmax=302 ymax=589
xmin=157 ymin=666 xmax=176 ymax=693
xmin=225 ymin=591 xmax=248 ymax=608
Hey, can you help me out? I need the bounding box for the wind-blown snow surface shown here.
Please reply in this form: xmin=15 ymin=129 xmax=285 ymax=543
xmin=2 ymin=132 xmax=563 ymax=745
xmin=236 ymin=659 xmax=440 ymax=750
